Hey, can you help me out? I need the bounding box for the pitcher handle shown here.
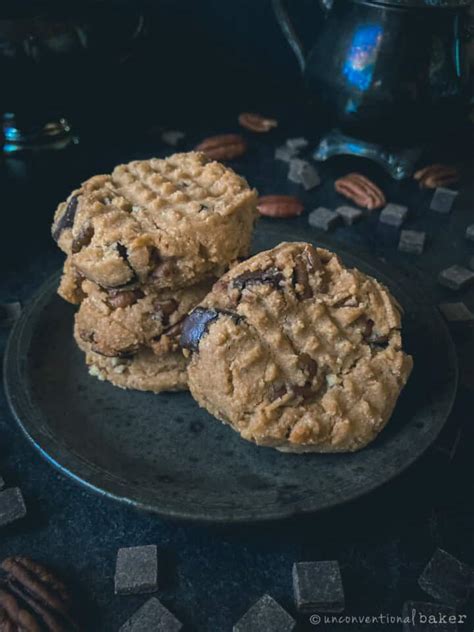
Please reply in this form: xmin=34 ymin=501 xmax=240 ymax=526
xmin=272 ymin=0 xmax=306 ymax=72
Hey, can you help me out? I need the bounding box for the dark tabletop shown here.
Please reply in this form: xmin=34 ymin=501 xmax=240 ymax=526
xmin=1 ymin=5 xmax=474 ymax=626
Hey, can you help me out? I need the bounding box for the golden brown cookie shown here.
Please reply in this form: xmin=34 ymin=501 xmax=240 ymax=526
xmin=75 ymin=322 xmax=188 ymax=393
xmin=52 ymin=152 xmax=257 ymax=291
xmin=181 ymin=242 xmax=413 ymax=453
xmin=74 ymin=277 xmax=214 ymax=358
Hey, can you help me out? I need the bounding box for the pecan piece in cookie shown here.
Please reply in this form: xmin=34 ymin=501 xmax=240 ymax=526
xmin=414 ymin=164 xmax=461 ymax=189
xmin=71 ymin=224 xmax=94 ymax=254
xmin=195 ymin=134 xmax=247 ymax=161
xmin=232 ymin=268 xmax=284 ymax=292
xmin=0 ymin=556 xmax=80 ymax=632
xmin=335 ymin=174 xmax=386 ymax=210
xmin=107 ymin=288 xmax=144 ymax=309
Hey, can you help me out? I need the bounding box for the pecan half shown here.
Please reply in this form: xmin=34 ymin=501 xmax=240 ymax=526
xmin=195 ymin=134 xmax=247 ymax=161
xmin=0 ymin=556 xmax=80 ymax=632
xmin=238 ymin=112 xmax=278 ymax=133
xmin=414 ymin=163 xmax=461 ymax=189
xmin=257 ymin=195 xmax=304 ymax=218
xmin=335 ymin=174 xmax=386 ymax=210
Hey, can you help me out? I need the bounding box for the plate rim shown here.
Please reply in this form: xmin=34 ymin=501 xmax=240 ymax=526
xmin=4 ymin=237 xmax=459 ymax=524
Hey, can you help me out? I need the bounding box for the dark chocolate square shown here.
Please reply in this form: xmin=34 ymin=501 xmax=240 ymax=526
xmin=336 ymin=206 xmax=363 ymax=225
xmin=293 ymin=561 xmax=345 ymax=613
xmin=418 ymin=548 xmax=473 ymax=607
xmin=308 ymin=208 xmax=340 ymax=232
xmin=233 ymin=594 xmax=295 ymax=632
xmin=115 ymin=545 xmax=158 ymax=595
xmin=430 ymin=188 xmax=458 ymax=213
xmin=399 ymin=230 xmax=426 ymax=255
xmin=0 ymin=487 xmax=27 ymax=527
xmin=119 ymin=597 xmax=182 ymax=632
xmin=0 ymin=302 xmax=22 ymax=328
xmin=438 ymin=266 xmax=474 ymax=291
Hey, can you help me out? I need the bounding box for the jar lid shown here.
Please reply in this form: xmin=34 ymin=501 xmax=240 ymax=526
xmin=365 ymin=0 xmax=470 ymax=7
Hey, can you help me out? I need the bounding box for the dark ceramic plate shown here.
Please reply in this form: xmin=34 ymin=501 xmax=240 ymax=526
xmin=4 ymin=227 xmax=458 ymax=523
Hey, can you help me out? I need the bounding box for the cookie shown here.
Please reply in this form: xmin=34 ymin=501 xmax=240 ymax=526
xmin=75 ymin=324 xmax=187 ymax=393
xmin=181 ymin=242 xmax=413 ymax=453
xmin=52 ymin=152 xmax=257 ymax=291
xmin=74 ymin=277 xmax=214 ymax=358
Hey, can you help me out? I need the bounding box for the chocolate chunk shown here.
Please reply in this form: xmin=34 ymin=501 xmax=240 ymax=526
xmin=293 ymin=561 xmax=345 ymax=613
xmin=363 ymin=319 xmax=389 ymax=347
xmin=161 ymin=130 xmax=185 ymax=146
xmin=119 ymin=596 xmax=182 ymax=632
xmin=401 ymin=601 xmax=458 ymax=631
xmin=292 ymin=384 xmax=314 ymax=399
xmin=418 ymin=548 xmax=473 ymax=607
xmin=439 ymin=302 xmax=474 ymax=322
xmin=152 ymin=299 xmax=178 ymax=325
xmin=438 ymin=266 xmax=474 ymax=291
xmin=0 ymin=302 xmax=22 ymax=328
xmin=233 ymin=594 xmax=295 ymax=632
xmin=71 ymin=224 xmax=94 ymax=254
xmin=465 ymin=225 xmax=474 ymax=242
xmin=180 ymin=308 xmax=242 ymax=352
xmin=269 ymin=384 xmax=288 ymax=402
xmin=308 ymin=207 xmax=340 ymax=232
xmin=52 ymin=195 xmax=78 ymax=241
xmin=288 ymin=159 xmax=320 ymax=191
xmin=0 ymin=488 xmax=26 ymax=527
xmin=286 ymin=137 xmax=308 ymax=150
xmin=430 ymin=187 xmax=458 ymax=213
xmin=180 ymin=308 xmax=220 ymax=352
xmin=292 ymin=260 xmax=313 ymax=299
xmin=232 ymin=268 xmax=284 ymax=292
xmin=275 ymin=145 xmax=297 ymax=163
xmin=115 ymin=545 xmax=158 ymax=595
xmin=398 ymin=230 xmax=426 ymax=255
xmin=379 ymin=203 xmax=408 ymax=227
xmin=297 ymin=354 xmax=318 ymax=379
xmin=335 ymin=205 xmax=363 ymax=225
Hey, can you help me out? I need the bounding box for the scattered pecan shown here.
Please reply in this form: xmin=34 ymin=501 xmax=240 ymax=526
xmin=334 ymin=173 xmax=386 ymax=210
xmin=195 ymin=134 xmax=247 ymax=161
xmin=292 ymin=258 xmax=313 ymax=299
xmin=0 ymin=556 xmax=80 ymax=631
xmin=414 ymin=163 xmax=461 ymax=189
xmin=257 ymin=195 xmax=304 ymax=218
xmin=238 ymin=112 xmax=278 ymax=133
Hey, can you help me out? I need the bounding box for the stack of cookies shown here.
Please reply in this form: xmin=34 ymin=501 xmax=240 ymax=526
xmin=51 ymin=152 xmax=258 ymax=392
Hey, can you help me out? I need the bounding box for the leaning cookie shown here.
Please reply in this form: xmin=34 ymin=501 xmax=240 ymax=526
xmin=74 ymin=322 xmax=187 ymax=393
xmin=52 ymin=152 xmax=258 ymax=291
xmin=181 ymin=242 xmax=413 ymax=453
xmin=74 ymin=277 xmax=215 ymax=358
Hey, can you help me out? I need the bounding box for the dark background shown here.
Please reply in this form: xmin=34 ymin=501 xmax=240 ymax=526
xmin=1 ymin=1 xmax=474 ymax=631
